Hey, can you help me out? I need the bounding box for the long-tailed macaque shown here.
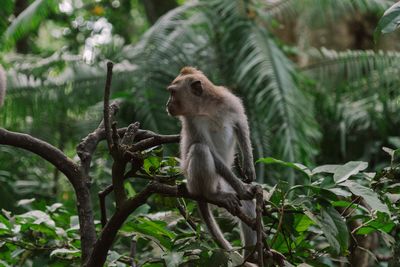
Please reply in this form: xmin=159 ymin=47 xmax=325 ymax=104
xmin=166 ymin=67 xmax=257 ymax=258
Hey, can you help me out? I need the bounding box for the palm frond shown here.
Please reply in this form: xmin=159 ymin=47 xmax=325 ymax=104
xmin=303 ymin=48 xmax=400 ymax=94
xmin=259 ymin=0 xmax=392 ymax=21
xmin=303 ymin=49 xmax=400 ymax=161
xmin=3 ymin=0 xmax=57 ymax=48
xmin=206 ymin=0 xmax=320 ymax=184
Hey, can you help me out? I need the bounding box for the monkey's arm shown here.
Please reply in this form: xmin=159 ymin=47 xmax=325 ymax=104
xmin=211 ymin=151 xmax=254 ymax=200
xmin=234 ymin=119 xmax=256 ymax=183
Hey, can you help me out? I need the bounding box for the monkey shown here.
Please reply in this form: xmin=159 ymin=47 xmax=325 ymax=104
xmin=0 ymin=64 xmax=6 ymax=107
xmin=166 ymin=67 xmax=257 ymax=261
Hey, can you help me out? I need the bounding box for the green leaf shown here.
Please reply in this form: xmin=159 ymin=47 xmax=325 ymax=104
xmin=333 ymin=161 xmax=368 ymax=183
xmin=108 ymin=250 xmax=122 ymax=263
xmin=327 ymin=188 xmax=352 ymax=198
xmin=50 ymin=248 xmax=80 ymax=259
xmin=382 ymin=147 xmax=400 ymax=165
xmin=374 ymin=1 xmax=400 ymax=41
xmin=124 ymin=182 xmax=136 ymax=198
xmin=387 ymin=193 xmax=400 ymax=203
xmin=0 ymin=223 xmax=10 ymax=235
xmin=47 ymin=203 xmax=63 ymax=213
xmin=0 ymin=214 xmax=11 ymax=229
xmin=207 ymin=250 xmax=229 ymax=267
xmin=341 ymin=180 xmax=390 ymax=214
xmin=257 ymin=157 xmax=311 ymax=176
xmin=294 ymin=214 xmax=315 ymax=232
xmin=18 ymin=210 xmax=55 ymax=227
xmin=11 ymin=248 xmax=25 ymax=258
xmin=312 ymin=165 xmax=339 ymax=175
xmin=144 ymin=156 xmax=161 ymax=174
xmin=357 ymin=221 xmax=395 ymax=235
xmin=16 ymin=198 xmax=35 ymax=206
xmin=163 ymin=251 xmax=184 ymax=267
xmin=319 ymin=206 xmax=349 ymax=255
xmin=125 ymin=218 xmax=176 ymax=249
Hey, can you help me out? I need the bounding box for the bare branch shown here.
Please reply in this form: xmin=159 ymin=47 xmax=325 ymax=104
xmin=130 ymin=235 xmax=137 ymax=267
xmin=77 ymin=102 xmax=120 ymax=175
xmin=0 ymin=127 xmax=96 ymax=264
xmin=255 ymin=186 xmax=264 ymax=267
xmin=177 ymin=199 xmax=197 ymax=231
xmin=104 ymin=61 xmax=114 ymax=152
xmin=86 ymin=182 xmax=258 ymax=267
xmin=0 ymin=128 xmax=80 ymax=187
xmin=131 ymin=135 xmax=180 ymax=152
xmin=86 ymin=185 xmax=154 ymax=267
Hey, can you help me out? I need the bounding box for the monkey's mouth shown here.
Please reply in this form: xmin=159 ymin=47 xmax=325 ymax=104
xmin=166 ymin=105 xmax=176 ymax=116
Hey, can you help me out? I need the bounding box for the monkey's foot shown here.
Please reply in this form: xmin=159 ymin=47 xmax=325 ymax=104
xmin=237 ymin=184 xmax=256 ymax=200
xmin=214 ymin=192 xmax=241 ymax=211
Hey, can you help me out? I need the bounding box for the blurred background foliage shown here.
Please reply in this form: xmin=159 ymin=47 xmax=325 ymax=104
xmin=0 ymin=0 xmax=400 ymax=266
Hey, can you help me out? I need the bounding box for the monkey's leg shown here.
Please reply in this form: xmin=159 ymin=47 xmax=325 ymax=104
xmin=186 ymin=143 xmax=239 ymax=249
xmin=187 ymin=143 xmax=241 ymax=209
xmin=211 ymin=151 xmax=255 ymax=200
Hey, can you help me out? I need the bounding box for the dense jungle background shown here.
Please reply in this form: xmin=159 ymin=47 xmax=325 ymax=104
xmin=0 ymin=0 xmax=400 ymax=266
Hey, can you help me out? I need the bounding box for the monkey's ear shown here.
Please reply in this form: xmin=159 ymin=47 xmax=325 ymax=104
xmin=190 ymin=80 xmax=203 ymax=96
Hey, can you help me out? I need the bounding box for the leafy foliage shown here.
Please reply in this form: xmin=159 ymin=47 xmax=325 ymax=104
xmin=1 ymin=0 xmax=400 ymax=266
xmin=1 ymin=151 xmax=398 ymax=266
xmin=375 ymin=1 xmax=400 ymax=40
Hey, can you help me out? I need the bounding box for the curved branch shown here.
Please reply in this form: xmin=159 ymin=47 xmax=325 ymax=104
xmin=86 ymin=182 xmax=257 ymax=267
xmin=0 ymin=128 xmax=80 ymax=187
xmin=0 ymin=127 xmax=97 ymax=263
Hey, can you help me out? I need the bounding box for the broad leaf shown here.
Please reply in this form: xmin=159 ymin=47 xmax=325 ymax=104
xmin=319 ymin=206 xmax=349 ymax=255
xmin=312 ymin=165 xmax=339 ymax=175
xmin=163 ymin=251 xmax=184 ymax=267
xmin=50 ymin=248 xmax=80 ymax=259
xmin=374 ymin=1 xmax=400 ymax=41
xmin=124 ymin=218 xmax=176 ymax=250
xmin=257 ymin=157 xmax=311 ymax=176
xmin=341 ymin=180 xmax=389 ymax=214
xmin=333 ymin=161 xmax=368 ymax=183
xmin=144 ymin=156 xmax=161 ymax=174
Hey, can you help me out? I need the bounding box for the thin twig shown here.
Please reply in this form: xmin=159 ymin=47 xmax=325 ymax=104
xmin=255 ymin=186 xmax=264 ymax=267
xmin=177 ymin=199 xmax=197 ymax=231
xmin=130 ymin=235 xmax=137 ymax=267
xmin=341 ymin=196 xmax=361 ymax=217
xmin=104 ymin=61 xmax=114 ymax=152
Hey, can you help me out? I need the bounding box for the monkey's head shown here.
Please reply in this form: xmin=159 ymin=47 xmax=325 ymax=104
xmin=166 ymin=67 xmax=217 ymax=117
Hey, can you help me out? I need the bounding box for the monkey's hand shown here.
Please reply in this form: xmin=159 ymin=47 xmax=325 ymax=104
xmin=243 ymin=161 xmax=256 ymax=184
xmin=237 ymin=183 xmax=256 ymax=200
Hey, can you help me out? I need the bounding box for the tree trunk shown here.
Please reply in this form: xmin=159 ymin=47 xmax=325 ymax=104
xmin=14 ymin=0 xmax=30 ymax=53
xmin=141 ymin=0 xmax=178 ymax=25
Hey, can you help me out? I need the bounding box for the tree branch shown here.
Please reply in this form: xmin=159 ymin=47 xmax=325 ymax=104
xmin=86 ymin=182 xmax=258 ymax=267
xmin=77 ymin=102 xmax=120 ymax=175
xmin=255 ymin=186 xmax=264 ymax=267
xmin=0 ymin=127 xmax=96 ymax=264
xmin=104 ymin=61 xmax=115 ymax=152
xmin=0 ymin=128 xmax=80 ymax=187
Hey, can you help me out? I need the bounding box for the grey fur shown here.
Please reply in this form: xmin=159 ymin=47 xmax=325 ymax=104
xmin=166 ymin=68 xmax=257 ymax=258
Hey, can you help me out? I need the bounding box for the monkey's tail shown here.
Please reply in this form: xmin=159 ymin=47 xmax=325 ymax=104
xmin=198 ymin=201 xmax=233 ymax=251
